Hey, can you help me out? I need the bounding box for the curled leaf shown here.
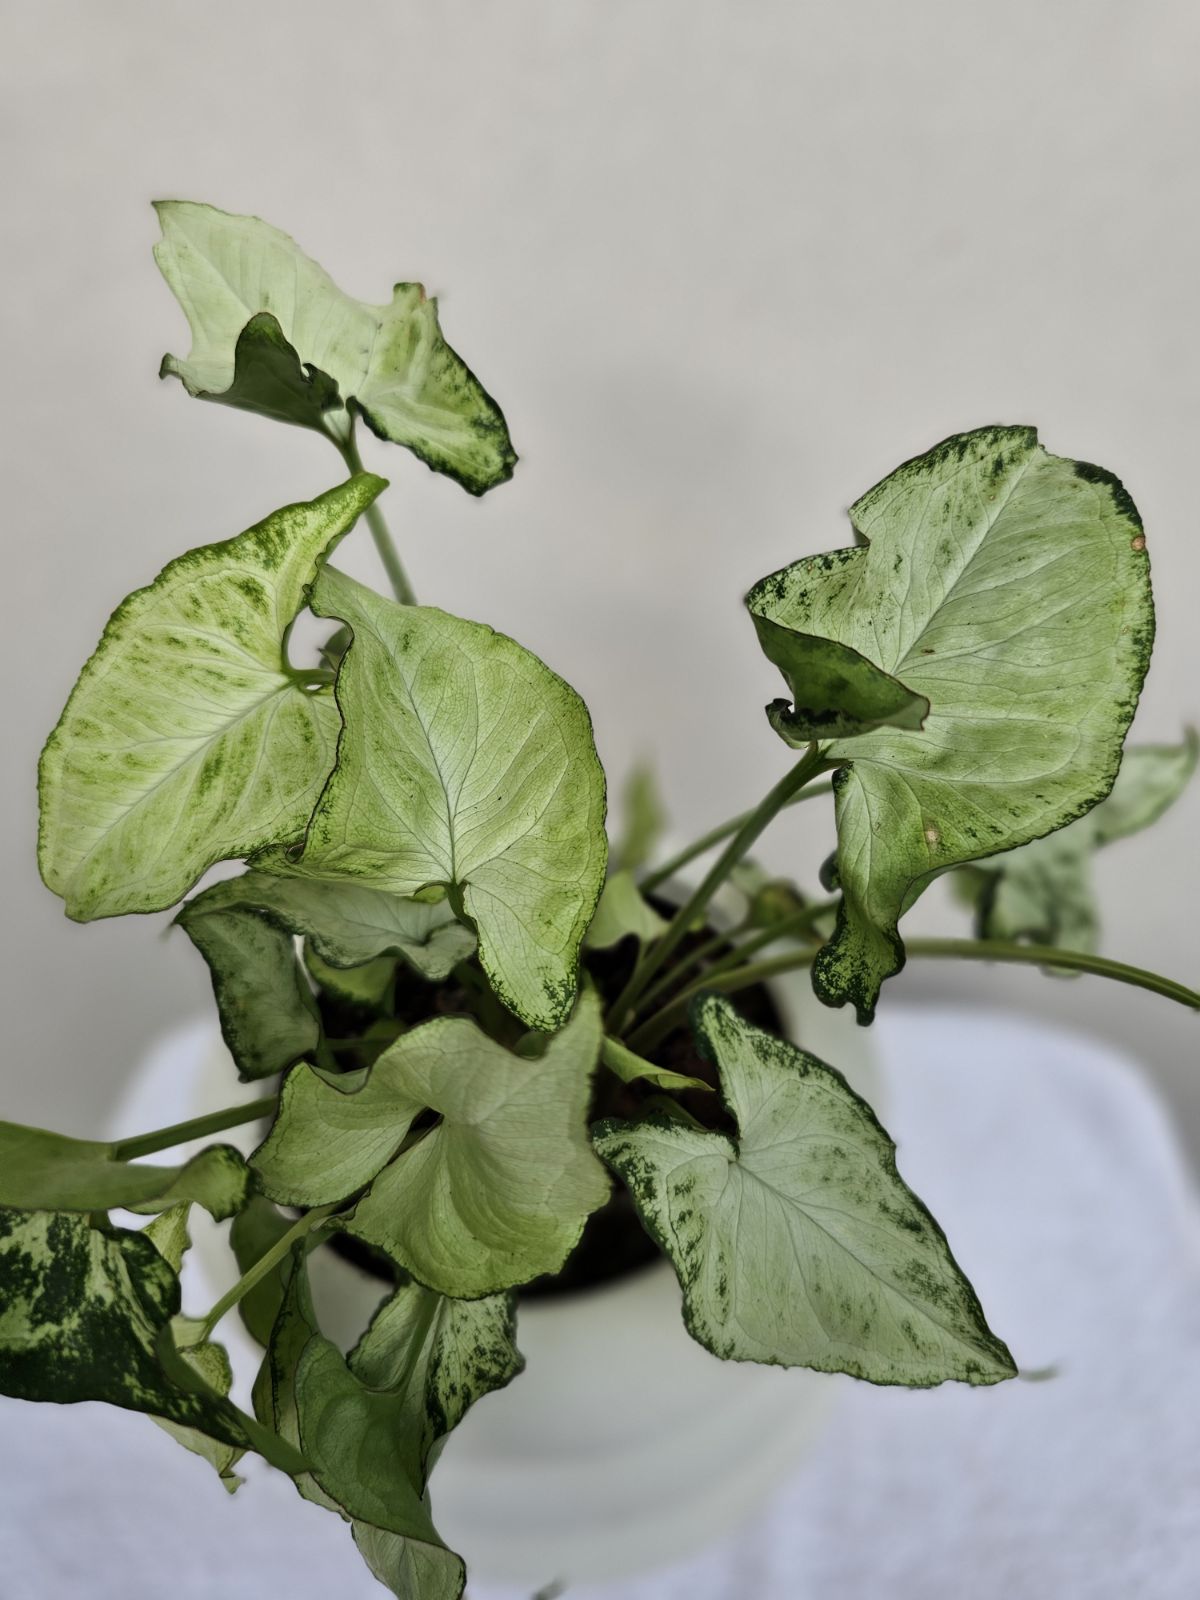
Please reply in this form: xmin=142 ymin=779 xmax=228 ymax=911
xmin=155 ymin=200 xmax=516 ymax=494
xmin=254 ymin=990 xmax=609 ymax=1296
xmin=748 ymin=427 xmax=1153 ymax=1021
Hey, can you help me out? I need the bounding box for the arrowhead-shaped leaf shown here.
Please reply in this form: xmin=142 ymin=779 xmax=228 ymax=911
xmin=594 ymin=995 xmax=1016 ymax=1387
xmin=155 ymin=200 xmax=516 ymax=495
xmin=747 ymin=427 xmax=1154 ymax=1021
xmin=253 ymin=989 xmax=609 ymax=1296
xmin=0 ymin=1127 xmax=249 ymax=1219
xmin=39 ymin=475 xmax=386 ymax=921
xmin=955 ymin=733 xmax=1197 ymax=951
xmin=258 ymin=565 xmax=607 ymax=1032
xmin=0 ymin=1208 xmax=302 ymax=1471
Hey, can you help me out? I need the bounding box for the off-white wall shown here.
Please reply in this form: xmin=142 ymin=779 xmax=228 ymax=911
xmin=3 ymin=2 xmax=1198 ymax=1150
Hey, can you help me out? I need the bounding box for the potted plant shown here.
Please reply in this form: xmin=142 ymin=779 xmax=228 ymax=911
xmin=4 ymin=201 xmax=1196 ymax=1599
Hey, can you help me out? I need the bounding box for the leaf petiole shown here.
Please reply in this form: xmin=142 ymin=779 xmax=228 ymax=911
xmin=179 ymin=1202 xmax=337 ymax=1349
xmin=628 ymin=937 xmax=1200 ymax=1052
xmin=633 ymin=902 xmax=838 ymax=1024
xmin=338 ymin=425 xmax=417 ymax=605
xmin=111 ymin=1096 xmax=278 ymax=1162
xmin=607 ymin=746 xmax=833 ymax=1033
xmin=639 ymin=779 xmax=834 ymax=895
xmin=630 ymin=918 xmax=750 ymax=1017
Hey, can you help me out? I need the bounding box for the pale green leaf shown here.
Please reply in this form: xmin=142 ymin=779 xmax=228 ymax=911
xmin=747 ymin=427 xmax=1154 ymax=1021
xmin=594 ymin=996 xmax=1016 ymax=1387
xmin=0 ymin=1126 xmax=249 ymax=1220
xmin=258 ymin=565 xmax=607 ymax=1032
xmin=145 ymin=1202 xmax=253 ymax=1491
xmin=143 ymin=1206 xmax=245 ymax=1486
xmin=352 ymin=1522 xmax=464 ymax=1600
xmin=613 ymin=763 xmax=667 ymax=873
xmin=179 ymin=868 xmax=477 ymax=1078
xmin=253 ymin=989 xmax=609 ymax=1296
xmin=143 ymin=1209 xmax=245 ymax=1486
xmin=584 ymin=869 xmax=669 ymax=949
xmin=38 ymin=475 xmax=386 ymax=921
xmin=1090 ymin=732 xmax=1197 ymax=844
xmin=600 ymin=1035 xmax=711 ymax=1095
xmin=252 ymin=1058 xmax=403 ymax=1214
xmin=155 ymin=200 xmax=515 ymax=495
xmin=955 ymin=733 xmax=1198 ymax=951
xmin=178 ymin=898 xmax=320 ymax=1081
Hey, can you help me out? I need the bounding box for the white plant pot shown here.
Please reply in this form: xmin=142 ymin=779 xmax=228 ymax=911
xmin=117 ymin=946 xmax=878 ymax=1593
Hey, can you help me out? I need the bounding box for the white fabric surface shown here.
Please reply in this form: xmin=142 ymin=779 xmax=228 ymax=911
xmin=3 ymin=1005 xmax=1199 ymax=1599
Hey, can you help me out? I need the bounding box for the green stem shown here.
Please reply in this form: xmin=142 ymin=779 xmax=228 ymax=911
xmin=700 ymin=898 xmax=837 ymax=976
xmin=628 ymin=937 xmax=1200 ymax=1053
xmin=631 ymin=898 xmax=838 ymax=1030
xmin=628 ymin=952 xmax=816 ymax=1051
xmin=338 ymin=428 xmax=417 ymax=605
xmin=632 ymin=919 xmax=749 ymax=1017
xmin=905 ymin=939 xmax=1200 ymax=1009
xmin=112 ymin=1097 xmax=277 ymax=1162
xmin=630 ymin=899 xmax=837 ymax=1023
xmin=608 ymin=747 xmax=831 ymax=1034
xmin=639 ymin=779 xmax=834 ymax=896
xmin=181 ymin=1203 xmax=336 ymax=1348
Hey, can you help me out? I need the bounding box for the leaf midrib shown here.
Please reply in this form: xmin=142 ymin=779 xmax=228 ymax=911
xmin=890 ymin=448 xmax=1038 ymax=676
xmin=724 ymin=1157 xmax=987 ymax=1361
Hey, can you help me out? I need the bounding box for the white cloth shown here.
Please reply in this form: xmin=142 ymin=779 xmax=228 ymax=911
xmin=3 ymin=1006 xmax=1199 ymax=1599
